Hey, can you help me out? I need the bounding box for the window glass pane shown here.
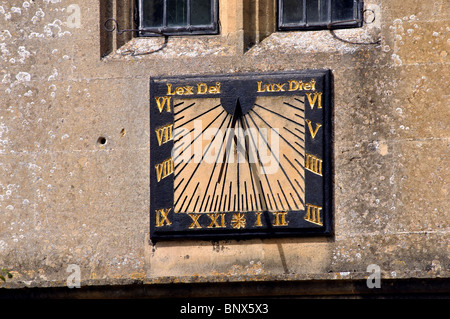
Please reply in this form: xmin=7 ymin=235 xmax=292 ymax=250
xmin=331 ymin=0 xmax=355 ymax=21
xmin=167 ymin=0 xmax=188 ymax=27
xmin=142 ymin=0 xmax=164 ymax=28
xmin=190 ymin=0 xmax=212 ymax=25
xmin=306 ymin=0 xmax=328 ymax=23
xmin=282 ymin=0 xmax=303 ymax=24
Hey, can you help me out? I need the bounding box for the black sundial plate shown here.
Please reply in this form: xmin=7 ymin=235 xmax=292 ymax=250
xmin=150 ymin=70 xmax=333 ymax=241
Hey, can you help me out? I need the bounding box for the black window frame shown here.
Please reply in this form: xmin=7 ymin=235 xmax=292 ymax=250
xmin=137 ymin=0 xmax=219 ymax=36
xmin=277 ymin=0 xmax=364 ymax=31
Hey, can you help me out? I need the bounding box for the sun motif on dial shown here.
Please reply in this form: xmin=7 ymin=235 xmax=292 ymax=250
xmin=231 ymin=213 xmax=246 ymax=229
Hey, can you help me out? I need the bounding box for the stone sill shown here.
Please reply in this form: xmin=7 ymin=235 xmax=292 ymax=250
xmin=247 ymin=28 xmax=382 ymax=56
xmin=103 ymin=34 xmax=239 ymax=61
xmin=2 ymin=269 xmax=448 ymax=290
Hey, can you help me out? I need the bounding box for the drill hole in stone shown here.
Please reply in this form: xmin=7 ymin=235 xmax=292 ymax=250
xmin=97 ymin=136 xmax=107 ymax=145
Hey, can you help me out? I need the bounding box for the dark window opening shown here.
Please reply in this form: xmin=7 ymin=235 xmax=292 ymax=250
xmin=278 ymin=0 xmax=364 ymax=31
xmin=137 ymin=0 xmax=219 ymax=36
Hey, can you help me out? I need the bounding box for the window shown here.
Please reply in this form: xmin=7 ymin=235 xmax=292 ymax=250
xmin=278 ymin=0 xmax=363 ymax=30
xmin=137 ymin=0 xmax=219 ymax=36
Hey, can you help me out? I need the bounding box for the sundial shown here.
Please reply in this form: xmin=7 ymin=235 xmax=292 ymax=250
xmin=149 ymin=70 xmax=333 ymax=240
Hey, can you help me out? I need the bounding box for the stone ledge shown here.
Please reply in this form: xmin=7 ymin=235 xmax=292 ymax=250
xmin=3 ymin=269 xmax=449 ymax=290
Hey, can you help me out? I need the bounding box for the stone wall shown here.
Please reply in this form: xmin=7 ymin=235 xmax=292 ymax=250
xmin=0 ymin=0 xmax=448 ymax=294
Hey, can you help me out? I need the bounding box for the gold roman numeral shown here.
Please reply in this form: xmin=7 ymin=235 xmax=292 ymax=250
xmin=155 ymin=208 xmax=172 ymax=227
xmin=273 ymin=212 xmax=289 ymax=226
xmin=305 ymin=204 xmax=322 ymax=226
xmin=255 ymin=212 xmax=263 ymax=227
xmin=155 ymin=96 xmax=172 ymax=113
xmin=305 ymin=120 xmax=322 ymax=139
xmin=155 ymin=123 xmax=173 ymax=146
xmin=306 ymin=92 xmax=322 ymax=109
xmin=207 ymin=213 xmax=226 ymax=228
xmin=188 ymin=214 xmax=202 ymax=229
xmin=155 ymin=157 xmax=174 ymax=182
xmin=305 ymin=153 xmax=323 ymax=176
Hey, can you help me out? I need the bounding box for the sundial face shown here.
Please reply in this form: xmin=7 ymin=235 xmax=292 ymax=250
xmin=150 ymin=70 xmax=333 ymax=240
